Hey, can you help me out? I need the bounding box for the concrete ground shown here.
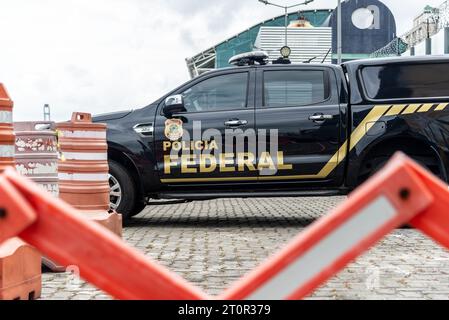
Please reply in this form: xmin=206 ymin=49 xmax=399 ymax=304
xmin=41 ymin=197 xmax=449 ymax=300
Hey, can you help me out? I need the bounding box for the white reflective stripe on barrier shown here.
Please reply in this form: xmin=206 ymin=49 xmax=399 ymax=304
xmin=0 ymin=111 xmax=12 ymax=123
xmin=63 ymin=152 xmax=108 ymax=161
xmin=0 ymin=145 xmax=15 ymax=157
xmin=245 ymin=196 xmax=396 ymax=300
xmin=16 ymin=163 xmax=58 ymax=176
xmin=60 ymin=131 xmax=106 ymax=139
xmin=58 ymin=173 xmax=109 ymax=181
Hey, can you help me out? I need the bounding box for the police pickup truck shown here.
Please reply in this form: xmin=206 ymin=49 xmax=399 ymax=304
xmin=94 ymin=53 xmax=449 ymax=219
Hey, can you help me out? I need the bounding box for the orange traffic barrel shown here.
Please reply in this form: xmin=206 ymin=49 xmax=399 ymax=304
xmin=0 ymin=83 xmax=15 ymax=172
xmin=14 ymin=122 xmax=59 ymax=197
xmin=56 ymin=112 xmax=110 ymax=211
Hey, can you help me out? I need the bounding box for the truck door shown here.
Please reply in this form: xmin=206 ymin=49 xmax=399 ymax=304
xmin=154 ymin=70 xmax=258 ymax=185
xmin=255 ymin=67 xmax=345 ymax=187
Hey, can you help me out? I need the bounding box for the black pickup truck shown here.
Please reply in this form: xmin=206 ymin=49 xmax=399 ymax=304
xmin=94 ymin=55 xmax=449 ymax=219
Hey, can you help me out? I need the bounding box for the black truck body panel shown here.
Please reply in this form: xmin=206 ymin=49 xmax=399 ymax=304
xmin=94 ymin=56 xmax=449 ymax=200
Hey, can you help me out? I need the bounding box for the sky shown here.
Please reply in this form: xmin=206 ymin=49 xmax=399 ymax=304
xmin=0 ymin=0 xmax=443 ymax=121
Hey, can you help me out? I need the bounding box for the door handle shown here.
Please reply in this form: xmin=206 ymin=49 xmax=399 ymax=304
xmin=225 ymin=120 xmax=248 ymax=127
xmin=309 ymin=114 xmax=333 ymax=122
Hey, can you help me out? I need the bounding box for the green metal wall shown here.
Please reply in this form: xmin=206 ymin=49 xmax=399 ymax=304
xmin=215 ymin=10 xmax=332 ymax=68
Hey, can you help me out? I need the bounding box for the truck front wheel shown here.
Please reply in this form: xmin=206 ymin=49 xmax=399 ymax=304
xmin=129 ymin=200 xmax=147 ymax=217
xmin=109 ymin=160 xmax=137 ymax=220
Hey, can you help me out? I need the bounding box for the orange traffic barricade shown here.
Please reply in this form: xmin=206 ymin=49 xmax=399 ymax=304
xmin=0 ymin=83 xmax=42 ymax=300
xmin=56 ymin=112 xmax=109 ymax=211
xmin=2 ymin=153 xmax=449 ymax=300
xmin=0 ymin=83 xmax=15 ymax=171
xmin=56 ymin=112 xmax=122 ymax=237
xmin=0 ymin=238 xmax=41 ymax=300
xmin=14 ymin=121 xmax=59 ymax=197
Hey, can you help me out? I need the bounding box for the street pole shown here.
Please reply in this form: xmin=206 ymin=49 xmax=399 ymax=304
xmin=426 ymin=17 xmax=432 ymax=55
xmin=258 ymin=0 xmax=314 ymax=49
xmin=337 ymin=0 xmax=342 ymax=64
xmin=285 ymin=7 xmax=288 ymax=47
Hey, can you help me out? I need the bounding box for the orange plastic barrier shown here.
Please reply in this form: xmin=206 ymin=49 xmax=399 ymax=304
xmin=0 ymin=169 xmax=205 ymax=300
xmin=0 ymin=238 xmax=41 ymax=300
xmin=1 ymin=152 xmax=449 ymax=300
xmin=0 ymin=83 xmax=15 ymax=172
xmin=0 ymin=84 xmax=42 ymax=300
xmin=221 ymin=155 xmax=434 ymax=299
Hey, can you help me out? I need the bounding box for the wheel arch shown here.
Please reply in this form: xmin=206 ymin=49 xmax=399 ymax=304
xmin=108 ymin=148 xmax=145 ymax=203
xmin=347 ymin=136 xmax=448 ymax=187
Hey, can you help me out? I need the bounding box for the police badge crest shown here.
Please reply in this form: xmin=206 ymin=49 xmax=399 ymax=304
xmin=165 ymin=119 xmax=184 ymax=141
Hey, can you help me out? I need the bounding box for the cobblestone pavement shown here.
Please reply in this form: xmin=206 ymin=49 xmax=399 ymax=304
xmin=41 ymin=197 xmax=449 ymax=300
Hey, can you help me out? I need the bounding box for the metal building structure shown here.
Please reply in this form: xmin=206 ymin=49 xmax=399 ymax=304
xmin=185 ymin=9 xmax=333 ymax=78
xmin=371 ymin=37 xmax=409 ymax=58
xmin=329 ymin=0 xmax=397 ymax=63
xmin=186 ymin=0 xmax=399 ymax=78
xmin=255 ymin=27 xmax=332 ymax=63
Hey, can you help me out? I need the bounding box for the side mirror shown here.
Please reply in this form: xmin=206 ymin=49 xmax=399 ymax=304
xmin=163 ymin=95 xmax=186 ymax=117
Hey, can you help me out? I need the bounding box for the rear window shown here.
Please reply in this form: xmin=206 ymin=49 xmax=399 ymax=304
xmin=264 ymin=70 xmax=328 ymax=107
xmin=361 ymin=63 xmax=449 ymax=100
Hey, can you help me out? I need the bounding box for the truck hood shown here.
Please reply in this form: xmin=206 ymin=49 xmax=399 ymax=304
xmin=93 ymin=110 xmax=133 ymax=122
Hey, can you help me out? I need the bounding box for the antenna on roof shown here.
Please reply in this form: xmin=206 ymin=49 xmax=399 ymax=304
xmin=303 ymin=56 xmax=317 ymax=63
xmin=321 ymin=48 xmax=332 ymax=63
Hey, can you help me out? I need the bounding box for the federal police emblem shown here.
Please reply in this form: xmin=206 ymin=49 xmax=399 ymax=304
xmin=165 ymin=119 xmax=184 ymax=141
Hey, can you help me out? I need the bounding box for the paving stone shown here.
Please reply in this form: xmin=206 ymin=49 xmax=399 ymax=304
xmin=40 ymin=197 xmax=449 ymax=300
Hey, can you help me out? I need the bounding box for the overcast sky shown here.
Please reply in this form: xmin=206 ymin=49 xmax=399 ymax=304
xmin=0 ymin=0 xmax=442 ymax=121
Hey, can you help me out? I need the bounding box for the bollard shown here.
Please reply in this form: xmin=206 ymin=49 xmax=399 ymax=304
xmin=0 ymin=83 xmax=42 ymax=300
xmin=14 ymin=122 xmax=59 ymax=197
xmin=56 ymin=112 xmax=122 ymax=237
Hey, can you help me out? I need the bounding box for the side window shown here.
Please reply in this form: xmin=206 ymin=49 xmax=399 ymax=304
xmin=181 ymin=73 xmax=248 ymax=113
xmin=361 ymin=63 xmax=449 ymax=100
xmin=264 ymin=70 xmax=328 ymax=108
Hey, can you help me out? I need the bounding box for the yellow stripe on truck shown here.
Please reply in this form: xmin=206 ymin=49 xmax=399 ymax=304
xmin=384 ymin=104 xmax=406 ymax=116
xmin=435 ymin=103 xmax=449 ymax=111
xmin=160 ymin=103 xmax=447 ymax=183
xmin=348 ymin=105 xmax=390 ymax=150
xmin=402 ymin=104 xmax=422 ymax=114
xmin=418 ymin=104 xmax=434 ymax=113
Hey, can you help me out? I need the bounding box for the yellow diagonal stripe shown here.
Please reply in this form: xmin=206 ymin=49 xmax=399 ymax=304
xmin=435 ymin=103 xmax=449 ymax=111
xmin=402 ymin=104 xmax=422 ymax=114
xmin=162 ymin=105 xmax=391 ymax=183
xmin=418 ymin=104 xmax=434 ymax=113
xmin=348 ymin=105 xmax=391 ymax=150
xmin=385 ymin=105 xmax=404 ymax=116
xmin=317 ymin=105 xmax=390 ymax=178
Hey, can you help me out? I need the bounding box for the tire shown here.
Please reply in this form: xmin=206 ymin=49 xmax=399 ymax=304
xmin=369 ymin=157 xmax=442 ymax=183
xmin=129 ymin=200 xmax=147 ymax=217
xmin=109 ymin=160 xmax=136 ymax=220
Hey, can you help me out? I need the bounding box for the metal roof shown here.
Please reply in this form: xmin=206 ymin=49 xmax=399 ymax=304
xmin=186 ymin=9 xmax=334 ymax=78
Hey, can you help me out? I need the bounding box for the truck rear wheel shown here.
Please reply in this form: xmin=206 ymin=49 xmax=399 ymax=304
xmin=362 ymin=156 xmax=442 ymax=184
xmin=109 ymin=160 xmax=136 ymax=220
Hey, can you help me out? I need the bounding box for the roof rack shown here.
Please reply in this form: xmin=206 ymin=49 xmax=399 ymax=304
xmin=228 ymin=51 xmax=269 ymax=66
